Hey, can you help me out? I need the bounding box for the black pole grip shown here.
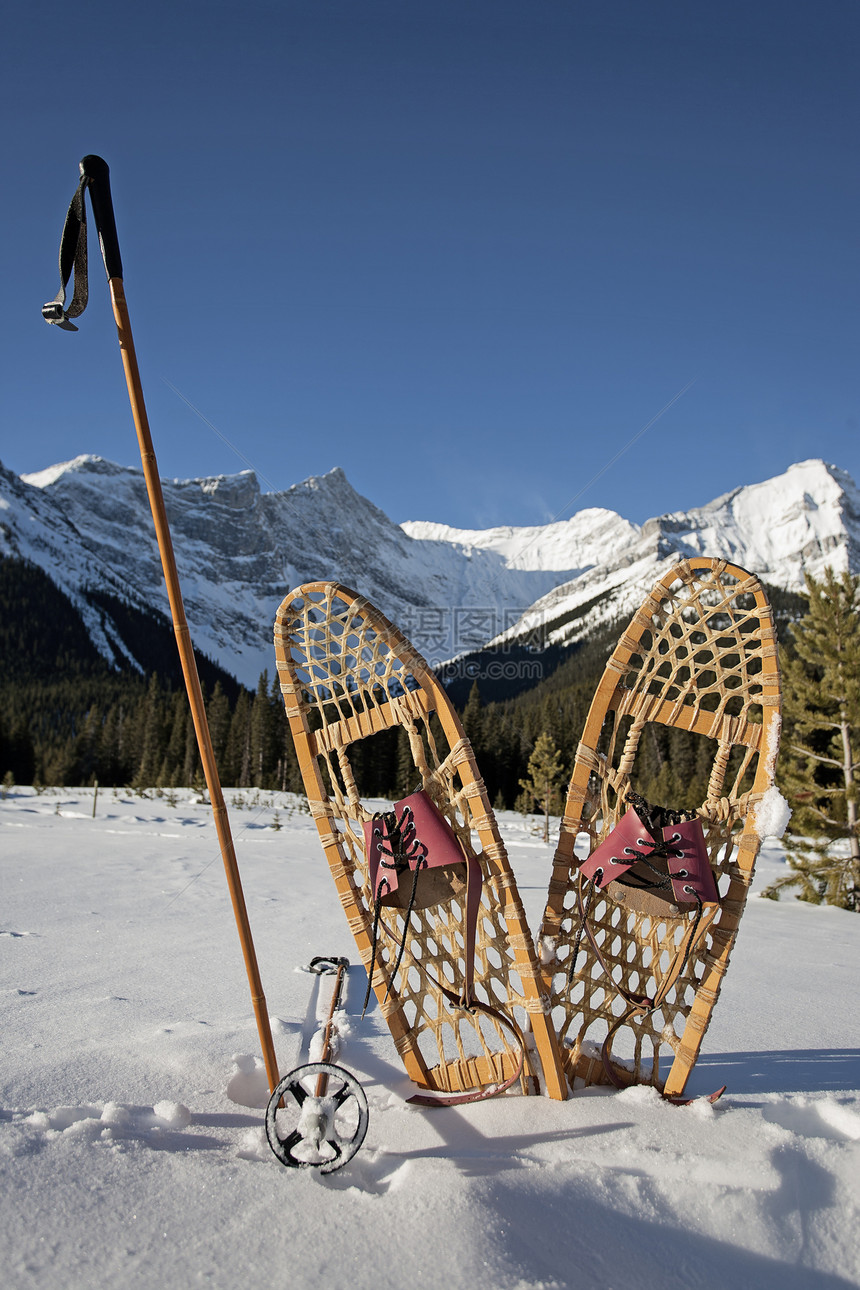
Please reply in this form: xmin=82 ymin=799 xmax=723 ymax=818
xmin=79 ymin=155 xmax=123 ymax=281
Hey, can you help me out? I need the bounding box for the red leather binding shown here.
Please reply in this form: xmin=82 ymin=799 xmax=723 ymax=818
xmin=580 ymin=806 xmax=718 ymax=904
xmin=363 ymin=790 xmax=484 ymax=1001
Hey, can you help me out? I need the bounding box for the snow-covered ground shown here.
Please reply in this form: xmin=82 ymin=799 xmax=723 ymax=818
xmin=3 ymin=787 xmax=859 ymax=1289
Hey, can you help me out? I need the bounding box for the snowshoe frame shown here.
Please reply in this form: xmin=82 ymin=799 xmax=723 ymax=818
xmin=274 ymin=583 xmax=567 ymax=1102
xmin=539 ymin=558 xmax=782 ymax=1098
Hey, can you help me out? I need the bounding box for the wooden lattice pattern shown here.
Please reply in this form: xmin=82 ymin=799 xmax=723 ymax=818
xmin=539 ymin=559 xmax=782 ymax=1098
xmin=274 ymin=583 xmax=567 ymax=1100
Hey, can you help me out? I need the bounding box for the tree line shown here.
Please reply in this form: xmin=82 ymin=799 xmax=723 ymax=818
xmin=0 ymin=632 xmax=753 ymax=813
xmin=2 ymin=555 xmax=857 ymax=910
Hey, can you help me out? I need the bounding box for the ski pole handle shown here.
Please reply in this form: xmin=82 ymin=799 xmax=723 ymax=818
xmin=79 ymin=154 xmax=123 ymax=280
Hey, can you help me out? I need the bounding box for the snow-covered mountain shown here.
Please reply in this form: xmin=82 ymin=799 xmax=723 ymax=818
xmin=2 ymin=455 xmax=858 ymax=688
xmin=490 ymin=459 xmax=860 ymax=653
xmin=1 ymin=455 xmax=589 ymax=686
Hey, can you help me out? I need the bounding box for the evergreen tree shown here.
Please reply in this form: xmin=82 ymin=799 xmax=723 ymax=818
xmin=5 ymin=720 xmax=37 ymax=785
xmin=462 ymin=681 xmax=484 ymax=758
xmin=100 ymin=702 xmax=130 ymax=785
xmin=207 ymin=682 xmax=232 ymax=775
xmin=395 ymin=726 xmax=416 ymax=798
xmin=763 ymin=569 xmax=860 ymax=910
xmin=134 ymin=675 xmax=167 ymax=788
xmin=517 ymin=731 xmax=567 ymax=843
xmin=162 ymin=691 xmax=190 ymax=785
xmin=226 ymin=690 xmax=252 ymax=786
xmin=71 ymin=706 xmax=102 ymax=785
xmin=181 ymin=708 xmax=200 ymax=787
xmin=270 ymin=673 xmax=301 ymax=792
xmin=249 ymin=671 xmax=278 ymax=787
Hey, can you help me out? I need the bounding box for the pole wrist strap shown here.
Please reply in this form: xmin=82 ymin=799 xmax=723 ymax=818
xmin=42 ymin=174 xmax=89 ymax=330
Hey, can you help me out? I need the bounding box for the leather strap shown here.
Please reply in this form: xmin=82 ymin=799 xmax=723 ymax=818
xmin=362 ymin=791 xmax=524 ymax=1106
xmin=363 ymin=792 xmax=484 ymax=1005
xmin=407 ymin=984 xmax=532 ymax=1106
xmin=575 ymin=875 xmax=652 ymax=1010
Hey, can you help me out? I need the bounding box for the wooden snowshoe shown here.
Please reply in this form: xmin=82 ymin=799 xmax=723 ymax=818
xmin=539 ymin=558 xmax=782 ymax=1099
xmin=274 ymin=583 xmax=567 ymax=1103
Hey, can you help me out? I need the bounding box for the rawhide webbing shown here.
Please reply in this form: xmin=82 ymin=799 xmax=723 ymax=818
xmin=569 ymin=791 xmax=716 ymax=1087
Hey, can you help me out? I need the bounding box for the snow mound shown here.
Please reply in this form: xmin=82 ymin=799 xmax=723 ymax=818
xmin=754 ymin=786 xmax=792 ymax=839
xmin=226 ymin=1054 xmax=270 ymax=1109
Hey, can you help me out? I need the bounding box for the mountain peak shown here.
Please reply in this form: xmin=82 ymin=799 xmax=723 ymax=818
xmin=284 ymin=465 xmax=396 ymax=529
xmin=178 ymin=469 xmax=261 ymax=509
xmin=21 ymin=454 xmax=125 ymax=488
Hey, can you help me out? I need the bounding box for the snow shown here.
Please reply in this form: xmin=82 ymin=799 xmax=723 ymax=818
xmin=401 ymin=507 xmax=639 ymax=573
xmin=754 ymin=786 xmax=793 ymax=840
xmin=3 ymin=455 xmax=859 ymax=684
xmin=492 ymin=458 xmax=860 ymax=654
xmin=2 ymin=788 xmax=859 ymax=1288
xmin=20 ymin=455 xmax=110 ymax=490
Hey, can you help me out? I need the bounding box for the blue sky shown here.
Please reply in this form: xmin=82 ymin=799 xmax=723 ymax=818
xmin=4 ymin=0 xmax=859 ymax=528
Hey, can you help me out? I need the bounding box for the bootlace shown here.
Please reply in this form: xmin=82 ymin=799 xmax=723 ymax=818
xmin=361 ymin=806 xmax=428 ymax=1015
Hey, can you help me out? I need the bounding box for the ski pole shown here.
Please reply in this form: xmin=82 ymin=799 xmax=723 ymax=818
xmin=265 ymin=956 xmax=369 ymax=1172
xmin=42 ymin=155 xmax=280 ymax=1097
xmin=309 ymin=955 xmax=348 ymax=1095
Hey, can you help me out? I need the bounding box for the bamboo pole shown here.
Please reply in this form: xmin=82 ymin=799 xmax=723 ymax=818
xmin=108 ymin=278 xmax=280 ymax=1095
xmin=57 ymin=156 xmax=280 ymax=1096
